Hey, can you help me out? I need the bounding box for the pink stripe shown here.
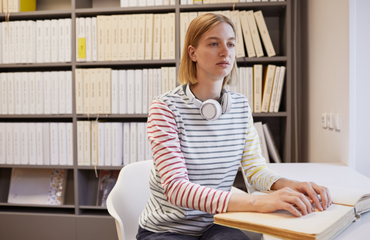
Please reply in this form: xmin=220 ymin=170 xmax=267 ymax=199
xmin=192 ymin=186 xmax=201 ymax=210
xmin=210 ymin=191 xmax=217 ymax=213
xmin=198 ymin=188 xmax=207 ymax=212
xmin=203 ymin=188 xmax=212 ymax=213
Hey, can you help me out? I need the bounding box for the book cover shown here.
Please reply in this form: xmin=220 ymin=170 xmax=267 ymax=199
xmin=262 ymin=123 xmax=282 ymax=163
xmin=96 ymin=170 xmax=119 ymax=207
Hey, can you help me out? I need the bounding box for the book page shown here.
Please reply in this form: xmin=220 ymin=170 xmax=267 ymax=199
xmin=215 ymin=204 xmax=354 ymax=239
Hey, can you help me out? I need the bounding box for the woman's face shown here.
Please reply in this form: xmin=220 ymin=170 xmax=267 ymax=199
xmin=189 ymin=22 xmax=236 ymax=83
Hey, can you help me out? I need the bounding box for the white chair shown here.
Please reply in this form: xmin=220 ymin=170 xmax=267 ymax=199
xmin=107 ymin=160 xmax=153 ymax=240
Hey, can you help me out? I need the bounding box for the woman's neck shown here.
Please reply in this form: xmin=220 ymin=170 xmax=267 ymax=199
xmin=190 ymin=78 xmax=223 ymax=102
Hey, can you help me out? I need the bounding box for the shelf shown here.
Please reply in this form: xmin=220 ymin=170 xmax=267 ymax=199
xmin=236 ymin=56 xmax=288 ymax=64
xmin=0 ymin=203 xmax=75 ymax=208
xmin=0 ymin=115 xmax=74 ymax=119
xmin=75 ymin=60 xmax=176 ymax=68
xmin=75 ymin=5 xmax=176 ymax=17
xmin=0 ymin=63 xmax=72 ymax=69
xmin=253 ymin=112 xmax=288 ymax=117
xmin=77 ymin=166 xmax=124 ymax=170
xmin=0 ymin=10 xmax=72 ymax=20
xmin=76 ymin=114 xmax=148 ymax=119
xmin=79 ymin=205 xmax=107 ymax=210
xmin=0 ymin=164 xmax=74 ymax=169
xmin=179 ymin=2 xmax=287 ymax=16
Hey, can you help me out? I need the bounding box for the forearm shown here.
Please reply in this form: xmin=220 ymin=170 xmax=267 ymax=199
xmin=227 ymin=192 xmax=258 ymax=212
xmin=270 ymin=177 xmax=299 ymax=190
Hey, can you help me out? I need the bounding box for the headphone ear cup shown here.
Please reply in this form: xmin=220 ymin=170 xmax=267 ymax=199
xmin=221 ymin=92 xmax=232 ymax=114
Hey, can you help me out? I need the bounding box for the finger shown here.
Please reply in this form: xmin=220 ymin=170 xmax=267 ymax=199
xmin=311 ymin=183 xmax=329 ymax=210
xmin=303 ymin=183 xmax=323 ymax=211
xmin=286 ymin=195 xmax=309 ymax=215
xmin=282 ymin=203 xmax=302 ymax=218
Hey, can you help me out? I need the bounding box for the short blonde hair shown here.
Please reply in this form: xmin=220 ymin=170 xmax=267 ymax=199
xmin=178 ymin=13 xmax=238 ymax=87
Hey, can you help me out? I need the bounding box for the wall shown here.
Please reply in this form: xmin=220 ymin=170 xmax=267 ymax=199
xmin=349 ymin=0 xmax=370 ymax=178
xmin=300 ymin=0 xmax=350 ymax=164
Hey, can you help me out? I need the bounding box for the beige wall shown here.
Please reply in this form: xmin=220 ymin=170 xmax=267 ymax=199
xmin=300 ymin=0 xmax=350 ymax=164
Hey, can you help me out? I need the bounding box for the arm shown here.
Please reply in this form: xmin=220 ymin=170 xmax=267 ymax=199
xmin=148 ymin=100 xmax=231 ymax=214
xmin=229 ymin=112 xmax=331 ymax=217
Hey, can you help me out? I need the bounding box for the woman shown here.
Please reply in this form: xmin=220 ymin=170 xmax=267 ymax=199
xmin=137 ymin=13 xmax=331 ymax=240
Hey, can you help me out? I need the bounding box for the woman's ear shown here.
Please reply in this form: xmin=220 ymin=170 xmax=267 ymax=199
xmin=188 ymin=45 xmax=197 ymax=62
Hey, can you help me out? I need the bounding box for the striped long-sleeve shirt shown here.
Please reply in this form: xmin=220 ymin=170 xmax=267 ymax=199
xmin=138 ymin=85 xmax=281 ymax=236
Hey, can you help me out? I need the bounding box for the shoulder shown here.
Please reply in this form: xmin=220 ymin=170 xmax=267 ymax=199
xmin=150 ymin=85 xmax=187 ymax=114
xmin=228 ymin=91 xmax=251 ymax=110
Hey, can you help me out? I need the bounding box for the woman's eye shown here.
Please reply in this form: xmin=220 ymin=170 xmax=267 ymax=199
xmin=228 ymin=43 xmax=235 ymax=47
xmin=210 ymin=42 xmax=218 ymax=46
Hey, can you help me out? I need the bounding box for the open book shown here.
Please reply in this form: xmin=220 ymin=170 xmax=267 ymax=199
xmin=215 ymin=163 xmax=370 ymax=240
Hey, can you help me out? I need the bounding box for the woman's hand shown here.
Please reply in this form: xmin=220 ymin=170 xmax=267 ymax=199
xmin=252 ymin=187 xmax=314 ymax=217
xmin=271 ymin=178 xmax=332 ymax=212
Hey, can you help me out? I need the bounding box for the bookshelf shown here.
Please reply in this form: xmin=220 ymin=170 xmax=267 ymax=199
xmin=0 ymin=0 xmax=297 ymax=239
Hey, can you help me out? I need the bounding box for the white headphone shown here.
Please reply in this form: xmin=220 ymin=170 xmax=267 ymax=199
xmin=185 ymin=84 xmax=232 ymax=121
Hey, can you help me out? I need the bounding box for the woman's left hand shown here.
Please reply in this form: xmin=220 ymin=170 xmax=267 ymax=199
xmin=271 ymin=178 xmax=332 ymax=211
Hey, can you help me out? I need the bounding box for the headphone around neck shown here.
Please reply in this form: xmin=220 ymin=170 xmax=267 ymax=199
xmin=184 ymin=84 xmax=232 ymax=121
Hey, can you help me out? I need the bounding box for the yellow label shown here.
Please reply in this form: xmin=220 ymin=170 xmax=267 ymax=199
xmin=78 ymin=38 xmax=86 ymax=59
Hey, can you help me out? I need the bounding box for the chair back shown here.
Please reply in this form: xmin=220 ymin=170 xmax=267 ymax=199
xmin=107 ymin=160 xmax=153 ymax=240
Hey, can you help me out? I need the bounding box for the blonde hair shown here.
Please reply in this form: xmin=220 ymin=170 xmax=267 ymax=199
xmin=178 ymin=13 xmax=238 ymax=88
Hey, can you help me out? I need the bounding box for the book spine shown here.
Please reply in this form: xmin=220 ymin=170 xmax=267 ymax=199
xmin=104 ymin=16 xmax=112 ymax=61
xmin=111 ymin=70 xmax=119 ymax=114
xmin=58 ymin=19 xmax=65 ymax=62
xmin=28 ymin=72 xmax=35 ymax=114
xmin=130 ymin=14 xmax=138 ymax=60
xmin=0 ymin=123 xmax=5 ymax=164
xmin=14 ymin=21 xmax=20 ymax=64
xmin=78 ymin=17 xmax=86 ymax=62
xmin=104 ymin=122 xmax=112 ymax=166
xmin=44 ymin=20 xmax=51 ymax=63
xmin=97 ymin=16 xmax=105 ymax=61
xmin=20 ymin=21 xmax=27 ymax=63
xmin=91 ymin=17 xmax=97 ymax=62
xmin=137 ymin=14 xmax=146 ymax=60
xmin=77 ymin=121 xmax=84 ymax=166
xmin=261 ymin=65 xmax=276 ymax=113
xmin=97 ymin=122 xmax=105 ymax=166
xmin=2 ymin=22 xmax=9 ymax=64
xmin=85 ymin=17 xmax=92 ymax=62
xmin=36 ymin=123 xmax=44 ymax=165
xmin=58 ymin=122 xmax=67 ymax=165
xmin=83 ymin=69 xmax=90 ymax=114
xmin=123 ymin=122 xmax=130 ymax=165
xmin=160 ymin=14 xmax=168 ymax=60
xmin=51 ymin=71 xmax=59 ymax=114
xmin=269 ymin=66 xmax=281 ymax=113
xmin=91 ymin=121 xmax=98 ymax=166
xmin=144 ymin=14 xmax=153 ymax=60
xmin=65 ymin=71 xmax=73 ymax=114
xmin=58 ymin=71 xmax=66 ymax=114
xmin=6 ymin=123 xmax=13 ymax=164
xmin=20 ymin=123 xmax=28 ymax=165
xmin=83 ymin=121 xmax=91 ymax=166
xmin=118 ymin=70 xmax=127 ymax=114
xmin=89 ymin=69 xmax=96 ymax=114
xmin=137 ymin=122 xmax=145 ymax=161
xmin=43 ymin=72 xmax=51 ymax=114
xmin=169 ymin=67 xmax=176 ymax=91
xmin=111 ymin=15 xmax=119 ymax=61
xmin=112 ymin=122 xmax=123 ymax=166
xmin=65 ymin=19 xmax=72 ymax=62
xmin=96 ymin=69 xmax=104 ymax=114
xmin=231 ymin=11 xmax=245 ymax=58
xmin=253 ymin=64 xmax=262 ymax=113
xmin=21 ymin=72 xmax=29 ymax=115
xmin=127 ymin=70 xmax=135 ymax=114
xmin=75 ymin=69 xmax=84 ymax=114
xmin=274 ymin=66 xmax=286 ymax=113
xmin=123 ymin=15 xmax=132 ymax=61
xmin=66 ymin=123 xmax=73 ymax=165
xmin=180 ymin=12 xmax=189 ymax=59
xmin=118 ymin=15 xmax=125 ymax=61
xmin=135 ymin=69 xmax=143 ymax=114
xmin=161 ymin=67 xmax=169 ymax=94
xmin=130 ymin=122 xmax=137 ymax=163
xmin=103 ymin=68 xmax=112 ymax=114
xmin=14 ymin=73 xmax=21 ymax=114
xmin=168 ymin=13 xmax=175 ymax=59
xmin=51 ymin=19 xmax=59 ymax=62
xmin=246 ymin=10 xmax=264 ymax=57
xmin=254 ymin=11 xmax=276 ymax=57
xmin=43 ymin=123 xmax=50 ymax=165
xmin=50 ymin=122 xmax=59 ymax=165
xmin=7 ymin=73 xmax=14 ymax=114
xmin=152 ymin=14 xmax=161 ymax=60
xmin=12 ymin=123 xmax=19 ymax=164
xmin=35 ymin=72 xmax=44 ymax=114
xmin=142 ymin=69 xmax=148 ymax=114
